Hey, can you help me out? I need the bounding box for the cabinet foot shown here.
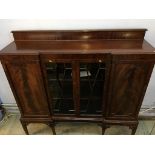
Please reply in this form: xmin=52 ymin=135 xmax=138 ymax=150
xmin=20 ymin=121 xmax=29 ymax=135
xmin=49 ymin=123 xmax=56 ymax=135
xmin=102 ymin=125 xmax=109 ymax=135
xmin=129 ymin=124 xmax=138 ymax=135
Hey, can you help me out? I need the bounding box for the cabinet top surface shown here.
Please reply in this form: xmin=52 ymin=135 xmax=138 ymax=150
xmin=0 ymin=29 xmax=154 ymax=55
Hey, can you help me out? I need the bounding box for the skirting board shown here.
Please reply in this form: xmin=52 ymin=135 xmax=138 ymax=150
xmin=2 ymin=103 xmax=155 ymax=120
xmin=2 ymin=103 xmax=20 ymax=114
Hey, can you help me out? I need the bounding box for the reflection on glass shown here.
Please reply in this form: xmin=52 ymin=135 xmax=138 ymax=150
xmin=80 ymin=63 xmax=105 ymax=115
xmin=45 ymin=62 xmax=106 ymax=116
xmin=46 ymin=63 xmax=74 ymax=114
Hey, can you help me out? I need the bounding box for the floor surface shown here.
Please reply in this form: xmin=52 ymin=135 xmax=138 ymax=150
xmin=0 ymin=115 xmax=155 ymax=135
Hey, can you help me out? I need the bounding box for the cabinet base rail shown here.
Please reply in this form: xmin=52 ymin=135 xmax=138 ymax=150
xmin=20 ymin=117 xmax=138 ymax=135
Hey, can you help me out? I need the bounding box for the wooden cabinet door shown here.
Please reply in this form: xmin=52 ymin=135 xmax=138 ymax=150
xmin=106 ymin=55 xmax=154 ymax=120
xmin=1 ymin=55 xmax=50 ymax=117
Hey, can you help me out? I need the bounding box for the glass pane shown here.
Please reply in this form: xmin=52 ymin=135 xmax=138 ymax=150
xmin=53 ymin=99 xmax=74 ymax=114
xmin=80 ymin=63 xmax=105 ymax=115
xmin=45 ymin=63 xmax=74 ymax=114
xmin=80 ymin=99 xmax=102 ymax=114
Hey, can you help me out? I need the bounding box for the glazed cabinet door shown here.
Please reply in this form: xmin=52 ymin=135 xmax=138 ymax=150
xmin=78 ymin=59 xmax=110 ymax=116
xmin=1 ymin=55 xmax=50 ymax=117
xmin=106 ymin=55 xmax=154 ymax=120
xmin=41 ymin=55 xmax=75 ymax=115
xmin=40 ymin=54 xmax=111 ymax=117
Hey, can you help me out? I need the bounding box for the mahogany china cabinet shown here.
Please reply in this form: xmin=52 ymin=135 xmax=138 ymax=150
xmin=0 ymin=29 xmax=155 ymax=135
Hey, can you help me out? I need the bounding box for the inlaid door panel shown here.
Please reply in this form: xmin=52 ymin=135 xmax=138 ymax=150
xmin=107 ymin=58 xmax=154 ymax=120
xmin=3 ymin=55 xmax=50 ymax=117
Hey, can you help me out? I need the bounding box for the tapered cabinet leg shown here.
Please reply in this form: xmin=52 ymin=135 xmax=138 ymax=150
xmin=21 ymin=121 xmax=29 ymax=135
xmin=131 ymin=125 xmax=138 ymax=135
xmin=102 ymin=126 xmax=106 ymax=135
xmin=51 ymin=125 xmax=56 ymax=135
xmin=129 ymin=123 xmax=138 ymax=135
xmin=49 ymin=123 xmax=56 ymax=135
xmin=102 ymin=124 xmax=109 ymax=135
